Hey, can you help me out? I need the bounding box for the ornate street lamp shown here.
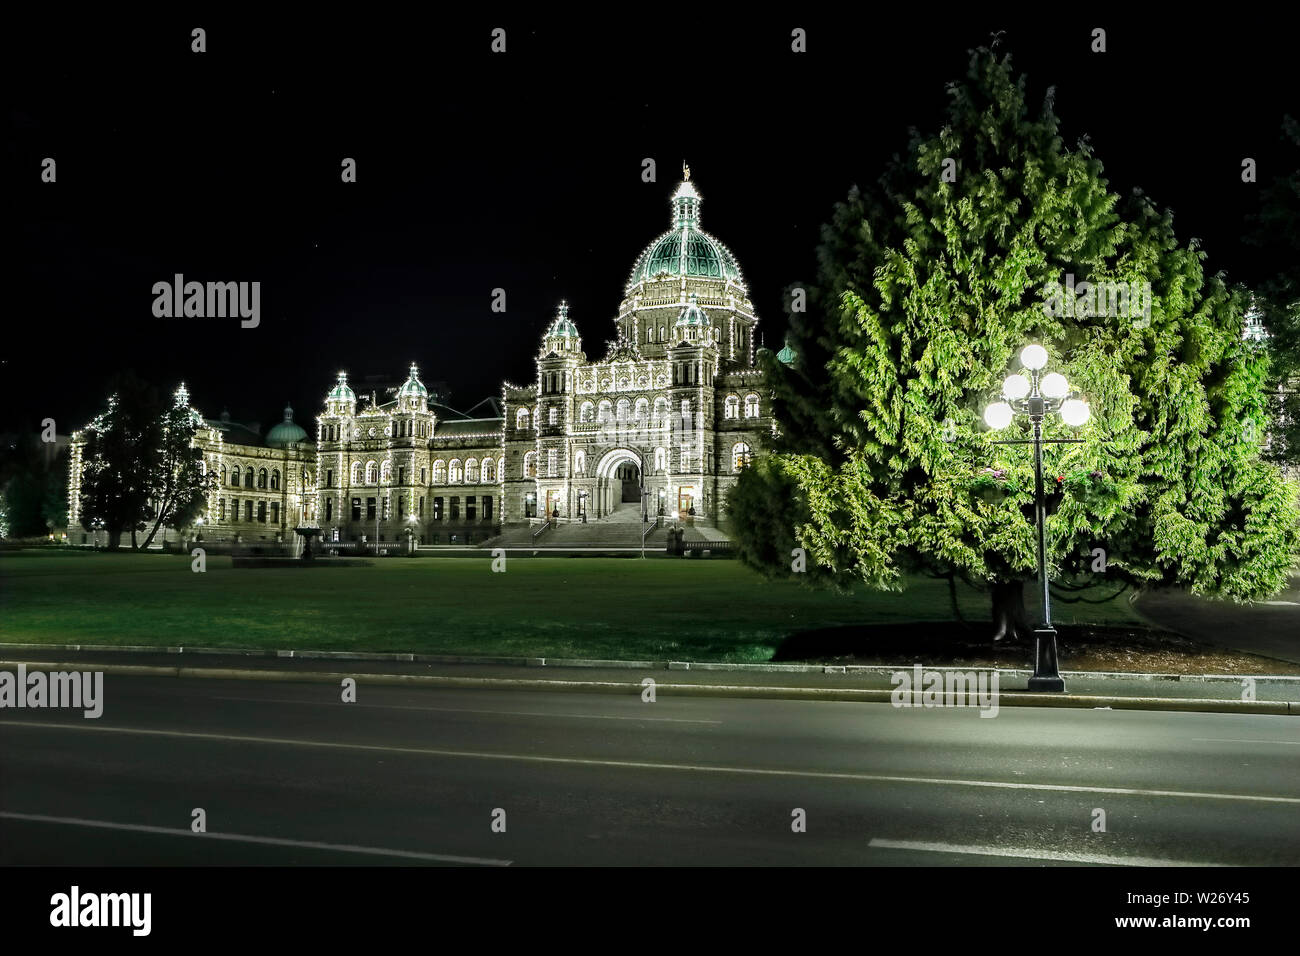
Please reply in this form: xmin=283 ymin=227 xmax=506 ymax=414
xmin=983 ymin=344 xmax=1091 ymax=692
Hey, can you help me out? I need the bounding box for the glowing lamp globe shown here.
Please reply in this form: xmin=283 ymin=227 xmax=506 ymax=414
xmin=1002 ymin=374 xmax=1031 ymax=400
xmin=1060 ymin=399 xmax=1092 ymax=427
xmin=1020 ymin=344 xmax=1049 ymax=370
xmin=984 ymin=402 xmax=1014 ymax=430
xmin=1040 ymin=372 xmax=1070 ymax=400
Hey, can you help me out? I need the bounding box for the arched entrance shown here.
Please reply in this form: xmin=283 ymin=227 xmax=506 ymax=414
xmin=593 ymin=448 xmax=646 ymax=521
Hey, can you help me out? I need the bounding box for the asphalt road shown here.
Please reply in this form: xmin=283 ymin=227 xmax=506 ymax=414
xmin=2 ymin=675 xmax=1298 ymax=866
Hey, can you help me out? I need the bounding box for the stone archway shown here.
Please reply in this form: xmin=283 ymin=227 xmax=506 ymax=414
xmin=592 ymin=448 xmax=646 ymax=520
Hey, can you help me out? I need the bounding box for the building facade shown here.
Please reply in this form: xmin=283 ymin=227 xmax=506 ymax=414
xmin=67 ymin=171 xmax=784 ymax=547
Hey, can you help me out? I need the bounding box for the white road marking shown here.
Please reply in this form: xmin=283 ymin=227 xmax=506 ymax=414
xmin=1191 ymin=738 xmax=1300 ymax=746
xmin=4 ymin=718 xmax=1299 ymax=805
xmin=867 ymin=838 xmax=1226 ymax=867
xmin=207 ymin=695 xmax=721 ymax=724
xmin=0 ymin=810 xmax=510 ymax=866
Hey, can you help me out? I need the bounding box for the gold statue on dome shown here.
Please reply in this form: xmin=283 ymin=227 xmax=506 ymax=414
xmin=683 ymin=161 xmax=691 ymax=181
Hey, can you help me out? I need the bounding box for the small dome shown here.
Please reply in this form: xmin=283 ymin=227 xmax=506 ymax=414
xmin=542 ymin=302 xmax=581 ymax=356
xmin=398 ymin=362 xmax=428 ymax=400
xmin=328 ymin=371 xmax=355 ymax=403
xmin=267 ymin=404 xmax=308 ymax=447
xmin=777 ymin=339 xmax=797 ymax=366
xmin=675 ymin=293 xmax=709 ymax=327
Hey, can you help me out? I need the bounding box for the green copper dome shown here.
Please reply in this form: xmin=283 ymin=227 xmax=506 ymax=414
xmin=267 ymin=404 xmax=308 ymax=447
xmin=626 ymin=177 xmax=744 ymax=289
xmin=776 ymin=340 xmax=797 ymax=366
xmin=328 ymin=371 xmax=355 ymax=403
xmin=545 ymin=302 xmax=579 ymax=339
xmin=398 ymin=363 xmax=428 ymax=400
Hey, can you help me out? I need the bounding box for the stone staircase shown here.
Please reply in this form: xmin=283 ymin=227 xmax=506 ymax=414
xmin=480 ymin=517 xmax=667 ymax=551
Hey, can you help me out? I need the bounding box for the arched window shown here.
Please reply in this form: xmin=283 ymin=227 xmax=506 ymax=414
xmin=380 ymin=460 xmax=392 ymax=484
xmin=466 ymin=459 xmax=479 ymax=483
xmin=432 ymin=460 xmax=446 ymax=484
xmin=245 ymin=467 xmax=254 ymax=488
xmin=598 ymin=400 xmax=612 ymax=423
xmin=616 ymin=399 xmax=630 ymax=421
xmin=516 ymin=407 xmax=531 ymax=430
xmin=524 ymin=452 xmax=538 ymax=478
xmin=351 ymin=462 xmax=362 ymax=485
xmin=548 ymin=407 xmax=558 ymax=425
xmin=732 ymin=442 xmax=753 ymax=472
xmin=646 ymin=327 xmax=653 ymax=343
xmin=654 ymin=447 xmax=666 ymax=471
xmin=449 ymin=459 xmax=463 ymax=483
xmin=497 ymin=457 xmax=505 ymax=481
xmin=257 ymin=469 xmax=267 ymax=489
xmin=223 ymin=465 xmax=231 ymax=486
xmin=365 ymin=461 xmax=378 ymax=484
xmin=653 ymin=397 xmax=668 ymax=422
xmin=482 ymin=458 xmax=496 ymax=483
xmin=575 ymin=450 xmax=586 ymax=475
xmin=579 ymin=401 xmax=594 ymax=423
xmin=744 ymin=394 xmax=760 ymax=418
xmin=724 ymin=395 xmax=740 ymax=419
xmin=634 ymin=398 xmax=648 ymax=420
xmin=270 ymin=469 xmax=280 ymax=491
xmin=680 ymin=399 xmax=691 ymax=419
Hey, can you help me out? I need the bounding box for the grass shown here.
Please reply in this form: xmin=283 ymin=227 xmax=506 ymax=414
xmin=0 ymin=550 xmax=1150 ymax=664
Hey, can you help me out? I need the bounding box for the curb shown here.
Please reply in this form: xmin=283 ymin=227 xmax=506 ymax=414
xmin=1 ymin=642 xmax=1297 ymax=684
xmin=1 ymin=660 xmax=1295 ymax=716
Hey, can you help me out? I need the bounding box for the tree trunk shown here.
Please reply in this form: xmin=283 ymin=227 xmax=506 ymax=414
xmin=105 ymin=519 xmax=124 ymax=551
xmin=990 ymin=579 xmax=1032 ymax=643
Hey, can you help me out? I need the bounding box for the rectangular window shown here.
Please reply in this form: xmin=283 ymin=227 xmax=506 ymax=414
xmin=466 ymin=497 xmax=476 ymax=522
xmin=524 ymin=492 xmax=537 ymax=518
xmin=218 ymin=499 xmax=226 ymax=520
xmin=325 ymin=499 xmax=333 ymax=521
xmin=398 ymin=467 xmax=406 ymax=485
xmin=351 ymin=498 xmax=361 ymax=521
xmin=231 ymin=499 xmax=239 ymax=522
xmin=366 ymin=498 xmax=376 ymax=521
xmin=547 ymin=449 xmax=556 ymax=477
xmin=482 ymin=495 xmax=492 ymax=521
xmin=271 ymin=502 xmax=279 ymax=525
xmin=450 ymin=496 xmax=460 ymax=521
xmin=326 ymin=469 xmax=334 ymax=488
xmin=398 ymin=498 xmax=406 ymax=518
xmin=420 ymin=467 xmax=426 ymax=483
xmin=245 ymin=500 xmax=253 ymax=521
xmin=258 ymin=501 xmax=267 ymax=523
xmin=433 ymin=497 xmax=443 ymax=521
xmin=418 ymin=496 xmax=424 ymax=516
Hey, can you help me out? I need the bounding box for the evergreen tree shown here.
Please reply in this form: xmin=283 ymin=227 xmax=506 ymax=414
xmin=734 ymin=47 xmax=1300 ymax=642
xmin=78 ymin=375 xmax=214 ymax=551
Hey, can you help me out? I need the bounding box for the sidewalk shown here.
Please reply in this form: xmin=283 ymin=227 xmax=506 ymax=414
xmin=2 ymin=644 xmax=1296 ymax=713
xmin=1134 ymin=574 xmax=1300 ymax=665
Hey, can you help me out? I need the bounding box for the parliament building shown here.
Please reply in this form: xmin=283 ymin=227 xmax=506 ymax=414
xmin=67 ymin=171 xmax=790 ymax=548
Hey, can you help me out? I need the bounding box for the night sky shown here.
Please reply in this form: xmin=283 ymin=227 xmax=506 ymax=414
xmin=5 ymin=12 xmax=1293 ymax=438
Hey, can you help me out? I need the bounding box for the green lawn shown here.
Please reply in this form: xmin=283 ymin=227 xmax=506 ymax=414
xmin=0 ymin=551 xmax=1146 ymax=663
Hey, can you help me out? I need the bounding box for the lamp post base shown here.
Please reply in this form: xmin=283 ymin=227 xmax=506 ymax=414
xmin=1028 ymin=627 xmax=1066 ymax=692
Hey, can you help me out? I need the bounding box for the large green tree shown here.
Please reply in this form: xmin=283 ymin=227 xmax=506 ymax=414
xmin=734 ymin=47 xmax=1300 ymax=642
xmin=78 ymin=375 xmax=213 ymax=550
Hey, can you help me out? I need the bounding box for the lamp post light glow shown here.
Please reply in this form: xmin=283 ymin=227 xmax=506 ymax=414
xmin=983 ymin=344 xmax=1091 ymax=693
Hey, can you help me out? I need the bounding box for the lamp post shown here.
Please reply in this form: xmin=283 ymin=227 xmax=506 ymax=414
xmin=579 ymin=490 xmax=588 ymax=523
xmin=983 ymin=343 xmax=1092 ymax=693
